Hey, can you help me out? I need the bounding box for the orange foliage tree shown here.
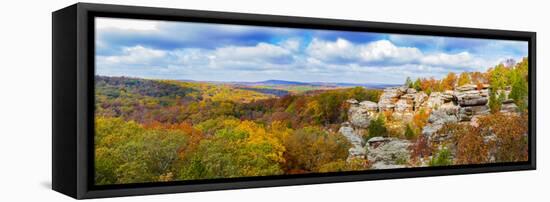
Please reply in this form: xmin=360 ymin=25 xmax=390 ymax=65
xmin=478 ymin=113 xmax=528 ymax=162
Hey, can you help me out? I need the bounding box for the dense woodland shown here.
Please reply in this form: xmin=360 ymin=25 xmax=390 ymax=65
xmin=95 ymin=58 xmax=529 ymax=185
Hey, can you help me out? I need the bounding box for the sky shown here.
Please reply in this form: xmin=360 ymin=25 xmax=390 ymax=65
xmin=95 ymin=17 xmax=528 ymax=84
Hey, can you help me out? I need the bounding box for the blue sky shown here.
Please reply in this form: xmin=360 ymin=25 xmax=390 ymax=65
xmin=95 ymin=17 xmax=528 ymax=84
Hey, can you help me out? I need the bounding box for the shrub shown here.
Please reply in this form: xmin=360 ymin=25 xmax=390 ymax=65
xmin=429 ymin=148 xmax=453 ymax=167
xmin=404 ymin=124 xmax=417 ymax=140
xmin=409 ymin=136 xmax=432 ymax=165
xmin=488 ymin=89 xmax=501 ymax=113
xmin=283 ymin=126 xmax=350 ymax=172
xmin=478 ymin=113 xmax=528 ymax=162
xmin=366 ymin=114 xmax=388 ymax=141
xmin=441 ymin=123 xmax=489 ymax=165
xmin=412 ymin=109 xmax=429 ymax=130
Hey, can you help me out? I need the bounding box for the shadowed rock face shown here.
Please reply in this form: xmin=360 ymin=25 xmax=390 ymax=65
xmin=395 ymin=99 xmax=413 ymax=112
xmin=455 ymin=86 xmax=490 ymax=121
xmin=347 ymin=100 xmax=378 ymax=129
xmin=501 ymin=102 xmax=519 ymax=113
xmin=366 ymin=137 xmax=411 ymax=169
xmin=339 ymin=99 xmax=379 ymax=159
xmin=338 ymin=122 xmax=366 ymax=158
xmin=378 ymin=87 xmax=406 ymax=112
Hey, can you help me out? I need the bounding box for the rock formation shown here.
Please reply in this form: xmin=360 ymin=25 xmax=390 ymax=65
xmin=501 ymin=98 xmax=519 ymax=113
xmin=378 ymin=87 xmax=406 ymax=112
xmin=339 ymin=99 xmax=379 ymax=159
xmin=347 ymin=99 xmax=378 ymax=128
xmin=366 ymin=137 xmax=411 ymax=169
xmin=338 ymin=122 xmax=366 ymax=158
xmin=338 ymin=82 xmax=519 ymax=168
xmin=454 ymin=84 xmax=490 ymax=121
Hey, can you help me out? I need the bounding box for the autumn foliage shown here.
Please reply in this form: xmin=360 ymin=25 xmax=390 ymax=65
xmin=94 ymin=77 xmax=381 ymax=184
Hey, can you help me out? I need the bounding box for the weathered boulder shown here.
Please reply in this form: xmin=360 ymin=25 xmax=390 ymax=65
xmin=501 ymin=102 xmax=519 ymax=113
xmin=422 ymin=124 xmax=443 ymax=139
xmin=406 ymin=88 xmax=417 ymax=94
xmin=459 ymin=105 xmax=489 ymax=121
xmin=456 ymin=84 xmax=477 ymax=92
xmin=439 ymin=102 xmax=460 ymax=116
xmin=366 ymin=137 xmax=412 ymax=169
xmin=428 ymin=105 xmax=459 ymax=125
xmin=338 ymin=122 xmax=366 ymax=157
xmin=346 ymin=99 xmax=359 ymax=105
xmin=502 ymin=98 xmax=514 ymax=104
xmin=457 ymin=94 xmax=488 ymax=106
xmin=359 ymin=100 xmax=378 ymax=112
xmin=480 ymin=89 xmax=489 ymax=97
xmin=424 ymin=92 xmax=444 ymax=109
xmin=401 ymin=93 xmax=416 ymax=102
xmin=422 ymin=104 xmax=459 ymax=139
xmin=395 ymin=99 xmax=413 ymax=112
xmin=455 ymin=84 xmax=489 ymax=107
xmin=453 ymin=87 xmax=490 ymax=120
xmin=347 ymin=100 xmax=377 ymax=128
xmin=414 ymin=92 xmax=428 ymax=109
xmin=378 ymin=87 xmax=405 ymax=111
xmin=393 ymin=98 xmax=414 ymax=122
xmin=442 ymin=90 xmax=455 ymax=102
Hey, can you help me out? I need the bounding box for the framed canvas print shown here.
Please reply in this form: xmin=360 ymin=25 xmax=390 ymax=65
xmin=52 ymin=3 xmax=536 ymax=199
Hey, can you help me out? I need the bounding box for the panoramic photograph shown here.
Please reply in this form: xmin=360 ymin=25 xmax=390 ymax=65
xmin=94 ymin=17 xmax=529 ymax=185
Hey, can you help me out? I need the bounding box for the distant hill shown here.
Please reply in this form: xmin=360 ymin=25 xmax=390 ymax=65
xmin=96 ymin=76 xmax=196 ymax=98
xmin=237 ymin=87 xmax=290 ymax=97
xmin=235 ymin=80 xmax=400 ymax=89
xmin=254 ymin=80 xmax=310 ymax=86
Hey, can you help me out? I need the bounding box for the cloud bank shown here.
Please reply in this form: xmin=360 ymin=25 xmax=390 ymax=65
xmin=95 ymin=17 xmax=528 ymax=84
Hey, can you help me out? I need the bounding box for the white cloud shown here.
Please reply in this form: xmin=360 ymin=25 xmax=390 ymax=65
xmin=358 ymin=40 xmax=422 ymax=63
xmin=97 ymin=40 xmax=300 ymax=78
xmin=305 ymin=38 xmax=500 ymax=73
xmin=98 ymin=45 xmax=166 ymax=65
xmin=213 ymin=42 xmax=293 ymax=63
xmin=306 ymin=38 xmax=357 ymax=62
xmin=306 ymin=38 xmax=422 ymax=65
xmin=421 ymin=52 xmax=473 ymax=67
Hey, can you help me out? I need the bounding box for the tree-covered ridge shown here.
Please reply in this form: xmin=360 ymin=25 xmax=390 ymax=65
xmin=95 ymin=78 xmax=382 ymax=184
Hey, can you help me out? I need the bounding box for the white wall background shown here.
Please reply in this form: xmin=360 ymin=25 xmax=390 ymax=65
xmin=0 ymin=0 xmax=547 ymax=201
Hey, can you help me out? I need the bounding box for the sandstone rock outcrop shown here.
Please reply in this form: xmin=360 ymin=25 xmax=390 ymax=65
xmin=338 ymin=122 xmax=366 ymax=157
xmin=501 ymin=101 xmax=519 ymax=113
xmin=414 ymin=92 xmax=428 ymax=109
xmin=422 ymin=102 xmax=459 ymax=143
xmin=455 ymin=85 xmax=490 ymax=121
xmin=378 ymin=87 xmax=406 ymax=112
xmin=339 ymin=99 xmax=380 ymax=159
xmin=339 ymin=82 xmax=517 ymax=165
xmin=366 ymin=137 xmax=412 ymax=169
xmin=421 ymin=84 xmax=493 ymax=144
xmin=347 ymin=99 xmax=378 ymax=128
xmin=424 ymin=92 xmax=444 ymax=109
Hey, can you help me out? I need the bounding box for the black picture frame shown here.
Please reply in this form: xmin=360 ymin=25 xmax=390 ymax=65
xmin=52 ymin=2 xmax=536 ymax=199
